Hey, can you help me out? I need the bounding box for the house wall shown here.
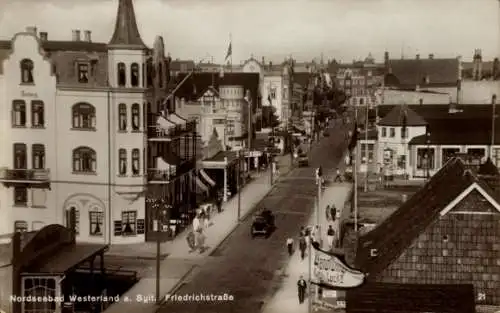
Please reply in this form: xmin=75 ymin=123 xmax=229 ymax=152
xmin=356 ymin=139 xmax=378 ymax=173
xmin=374 ymin=189 xmax=500 ymax=306
xmin=377 ymin=125 xmax=426 ymax=176
xmin=0 ymin=260 xmax=12 ymax=313
xmin=263 ymin=75 xmax=283 ymax=119
xmin=383 ymin=89 xmax=450 ymax=105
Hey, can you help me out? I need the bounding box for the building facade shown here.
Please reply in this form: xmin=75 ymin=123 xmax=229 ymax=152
xmin=0 ymin=0 xmax=197 ymax=244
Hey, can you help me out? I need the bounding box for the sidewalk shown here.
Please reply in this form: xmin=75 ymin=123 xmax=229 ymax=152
xmin=261 ymin=182 xmax=353 ymax=313
xmin=103 ymin=154 xmax=292 ymax=313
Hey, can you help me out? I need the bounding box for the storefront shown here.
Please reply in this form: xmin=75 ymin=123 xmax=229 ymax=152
xmin=202 ymin=151 xmax=242 ymax=202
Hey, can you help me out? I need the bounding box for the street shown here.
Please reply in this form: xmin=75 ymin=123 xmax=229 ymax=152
xmin=157 ymin=120 xmax=352 ymax=313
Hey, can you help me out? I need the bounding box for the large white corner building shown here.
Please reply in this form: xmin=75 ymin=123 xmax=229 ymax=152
xmin=0 ymin=0 xmax=169 ymax=244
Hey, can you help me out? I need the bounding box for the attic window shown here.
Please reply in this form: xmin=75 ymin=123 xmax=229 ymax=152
xmin=370 ymin=249 xmax=378 ymax=257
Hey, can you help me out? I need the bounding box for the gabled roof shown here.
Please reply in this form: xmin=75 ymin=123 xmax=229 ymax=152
xmin=108 ymin=0 xmax=146 ymax=49
xmin=478 ymin=158 xmax=499 ymax=176
xmin=378 ymin=105 xmax=427 ymax=126
xmin=386 ymin=58 xmax=459 ymax=88
xmin=355 ymin=157 xmax=500 ymax=278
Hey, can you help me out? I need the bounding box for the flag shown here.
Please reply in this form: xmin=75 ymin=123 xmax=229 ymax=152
xmin=225 ymin=41 xmax=232 ymax=61
xmin=310 ymin=241 xmax=366 ymax=289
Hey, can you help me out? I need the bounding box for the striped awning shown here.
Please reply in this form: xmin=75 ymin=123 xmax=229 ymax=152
xmin=190 ymin=171 xmax=208 ymax=193
xmin=199 ymin=169 xmax=216 ymax=186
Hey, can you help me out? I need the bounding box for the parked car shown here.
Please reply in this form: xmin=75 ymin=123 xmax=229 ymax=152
xmin=251 ymin=209 xmax=275 ymax=238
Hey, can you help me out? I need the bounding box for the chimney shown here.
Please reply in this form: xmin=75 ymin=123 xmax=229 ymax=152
xmin=72 ymin=30 xmax=81 ymax=41
xmin=39 ymin=32 xmax=48 ymax=41
xmin=416 ymin=54 xmax=420 ymax=60
xmin=429 ymin=54 xmax=434 ymax=60
xmin=84 ymin=30 xmax=91 ymax=42
xmin=25 ymin=26 xmax=37 ymax=34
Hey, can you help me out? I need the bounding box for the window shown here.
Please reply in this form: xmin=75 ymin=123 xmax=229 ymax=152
xmin=361 ymin=144 xmax=374 ymax=164
xmin=73 ymin=146 xmax=96 ymax=173
xmin=12 ymin=100 xmax=26 ymax=127
xmin=131 ymin=63 xmax=139 ymax=87
xmin=359 ymin=98 xmax=364 ymax=105
xmin=32 ymin=144 xmax=45 ymax=169
xmin=118 ymin=103 xmax=127 ymax=131
xmin=72 ymin=103 xmax=96 ymax=129
xmin=78 ymin=63 xmax=89 ymax=83
xmin=121 ymin=211 xmax=137 ymax=236
xmin=117 ymin=62 xmax=126 ymax=87
xmin=270 ymin=87 xmax=277 ymax=99
xmin=146 ymin=59 xmax=153 ymax=87
xmin=14 ymin=187 xmax=27 ymax=206
xmin=442 ymin=148 xmax=460 ymax=165
xmin=381 ymin=127 xmax=387 ymax=137
xmin=467 ymin=148 xmax=485 ymax=159
xmin=13 ymin=143 xmax=27 ymax=169
xmin=132 ymin=149 xmax=140 ymax=175
xmin=397 ymin=155 xmax=406 ymax=169
xmin=65 ymin=207 xmax=80 ymax=235
xmin=416 ymin=147 xmax=435 ymax=170
xmin=20 ymin=59 xmax=34 ymax=84
xmin=401 ymin=127 xmax=408 ymax=139
xmin=131 ymin=103 xmax=140 ymax=130
xmin=31 ymin=100 xmax=44 ymax=127
xmin=118 ymin=148 xmax=127 ymax=175
xmin=89 ymin=211 xmax=104 ymax=236
xmin=389 ymin=128 xmax=395 ymax=138
xmin=14 ymin=221 xmax=28 ymax=233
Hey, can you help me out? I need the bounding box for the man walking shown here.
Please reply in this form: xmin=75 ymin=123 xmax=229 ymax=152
xmin=297 ymin=276 xmax=307 ymax=304
xmin=334 ymin=167 xmax=343 ymax=182
xmin=325 ymin=205 xmax=331 ymax=221
xmin=299 ymin=235 xmax=307 ymax=260
xmin=215 ymin=196 xmax=222 ymax=213
xmin=327 ymin=225 xmax=335 ymax=250
xmin=330 ymin=205 xmax=337 ymax=222
xmin=286 ymin=237 xmax=294 ymax=256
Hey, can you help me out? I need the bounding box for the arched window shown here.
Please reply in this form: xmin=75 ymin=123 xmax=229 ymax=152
xmin=72 ymin=103 xmax=96 ymax=129
xmin=131 ymin=63 xmax=139 ymax=87
xmin=31 ymin=100 xmax=45 ymax=127
xmin=32 ymin=144 xmax=45 ymax=169
xmin=65 ymin=207 xmax=80 ymax=235
xmin=73 ymin=146 xmax=96 ymax=173
xmin=20 ymin=59 xmax=34 ymax=84
xmin=118 ymin=148 xmax=127 ymax=175
xmin=89 ymin=206 xmax=104 ymax=236
xmin=131 ymin=103 xmax=140 ymax=130
xmin=146 ymin=58 xmax=153 ymax=88
xmin=12 ymin=100 xmax=26 ymax=127
xmin=132 ymin=149 xmax=140 ymax=175
xmin=117 ymin=62 xmax=126 ymax=87
xmin=118 ymin=103 xmax=127 ymax=131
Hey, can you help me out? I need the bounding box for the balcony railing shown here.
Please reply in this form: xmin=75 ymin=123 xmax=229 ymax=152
xmin=147 ymin=159 xmax=196 ymax=183
xmin=0 ymin=168 xmax=51 ymax=183
xmin=148 ymin=120 xmax=197 ymax=140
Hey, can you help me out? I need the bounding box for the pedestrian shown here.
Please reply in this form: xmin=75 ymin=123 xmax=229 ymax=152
xmin=192 ymin=213 xmax=202 ymax=249
xmin=215 ymin=196 xmax=223 ymax=213
xmin=325 ymin=205 xmax=331 ymax=221
xmin=186 ymin=230 xmax=195 ymax=252
xmin=300 ymin=226 xmax=306 ymax=237
xmin=286 ymin=237 xmax=294 ymax=256
xmin=330 ymin=205 xmax=337 ymax=221
xmin=299 ymin=235 xmax=307 ymax=260
xmin=327 ymin=225 xmax=335 ymax=250
xmin=313 ymin=225 xmax=321 ymax=245
xmin=202 ymin=205 xmax=210 ymax=228
xmin=297 ymin=275 xmax=307 ymax=304
xmin=334 ymin=167 xmax=343 ymax=182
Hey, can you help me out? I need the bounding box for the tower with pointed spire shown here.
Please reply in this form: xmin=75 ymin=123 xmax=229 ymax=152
xmin=107 ymin=0 xmax=148 ymax=89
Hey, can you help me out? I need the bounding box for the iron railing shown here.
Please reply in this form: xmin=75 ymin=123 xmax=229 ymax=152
xmin=147 ymin=159 xmax=196 ymax=182
xmin=0 ymin=168 xmax=50 ymax=182
xmin=147 ymin=119 xmax=197 ymax=139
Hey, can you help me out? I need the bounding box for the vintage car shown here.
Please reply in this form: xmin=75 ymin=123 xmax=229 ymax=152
xmin=251 ymin=209 xmax=275 ymax=238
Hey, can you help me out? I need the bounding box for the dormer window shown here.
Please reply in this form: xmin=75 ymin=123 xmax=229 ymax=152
xmin=131 ymin=63 xmax=139 ymax=87
xmin=20 ymin=59 xmax=34 ymax=84
xmin=78 ymin=63 xmax=89 ymax=83
xmin=117 ymin=62 xmax=126 ymax=87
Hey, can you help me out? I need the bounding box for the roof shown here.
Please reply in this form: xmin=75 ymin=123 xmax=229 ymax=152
xmin=108 ymin=0 xmax=146 ymax=49
xmin=354 ymin=157 xmax=500 ymax=277
xmin=170 ymin=60 xmax=196 ymax=71
xmin=378 ymin=105 xmax=427 ymax=126
xmin=203 ymin=151 xmax=238 ymax=163
xmin=24 ymin=243 xmax=107 ymax=274
xmin=478 ymin=157 xmax=500 ymax=176
xmin=386 ymin=58 xmax=459 ymax=88
xmin=346 ymin=283 xmax=475 ymax=313
xmin=293 ymin=72 xmax=311 ymax=87
xmin=174 ymin=72 xmax=259 ymax=105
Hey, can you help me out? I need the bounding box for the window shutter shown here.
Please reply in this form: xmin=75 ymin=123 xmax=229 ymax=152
xmin=113 ymin=220 xmax=122 ymax=236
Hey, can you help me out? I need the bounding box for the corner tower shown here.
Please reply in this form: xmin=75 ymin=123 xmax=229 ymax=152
xmin=107 ymin=0 xmax=148 ymax=88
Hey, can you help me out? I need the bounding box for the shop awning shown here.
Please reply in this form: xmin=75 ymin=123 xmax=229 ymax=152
xmin=202 ymin=151 xmax=239 ymax=169
xmin=157 ymin=115 xmax=176 ymax=129
xmin=190 ymin=171 xmax=209 ymax=193
xmin=199 ymin=169 xmax=216 ymax=186
xmin=168 ymin=113 xmax=187 ymax=125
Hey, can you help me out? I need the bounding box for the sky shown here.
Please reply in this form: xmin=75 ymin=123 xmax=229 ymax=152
xmin=0 ymin=0 xmax=499 ymax=64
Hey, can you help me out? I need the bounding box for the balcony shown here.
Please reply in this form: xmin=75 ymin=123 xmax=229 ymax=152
xmin=147 ymin=159 xmax=196 ymax=184
xmin=147 ymin=118 xmax=197 ymax=141
xmin=0 ymin=168 xmax=51 ymax=187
